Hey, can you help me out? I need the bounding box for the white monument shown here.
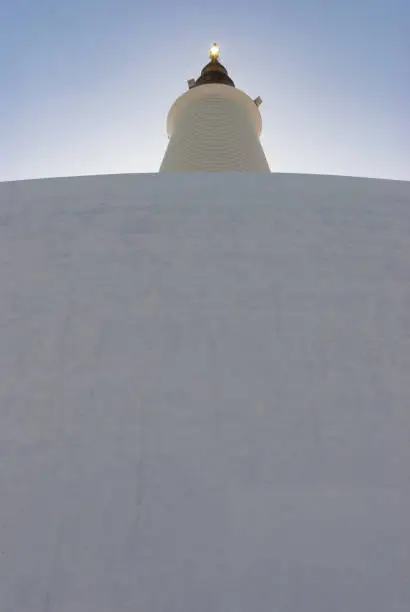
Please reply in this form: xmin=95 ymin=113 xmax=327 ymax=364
xmin=0 ymin=43 xmax=409 ymax=612
xmin=160 ymin=44 xmax=270 ymax=172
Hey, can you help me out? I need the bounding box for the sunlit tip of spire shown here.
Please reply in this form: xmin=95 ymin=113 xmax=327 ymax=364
xmin=209 ymin=43 xmax=220 ymax=60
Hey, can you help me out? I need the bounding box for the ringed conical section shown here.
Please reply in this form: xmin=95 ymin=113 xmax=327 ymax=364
xmin=159 ymin=44 xmax=270 ymax=172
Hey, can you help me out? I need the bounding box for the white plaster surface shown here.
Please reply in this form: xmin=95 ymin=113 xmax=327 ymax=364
xmin=160 ymin=85 xmax=270 ymax=172
xmin=0 ymin=173 xmax=409 ymax=611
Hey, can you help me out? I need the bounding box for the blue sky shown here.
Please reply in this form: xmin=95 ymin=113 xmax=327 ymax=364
xmin=1 ymin=0 xmax=408 ymax=181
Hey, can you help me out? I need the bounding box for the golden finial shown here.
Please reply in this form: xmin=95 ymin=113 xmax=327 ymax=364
xmin=209 ymin=43 xmax=220 ymax=61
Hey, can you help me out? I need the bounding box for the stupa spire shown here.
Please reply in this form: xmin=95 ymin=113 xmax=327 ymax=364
xmin=159 ymin=42 xmax=270 ymax=172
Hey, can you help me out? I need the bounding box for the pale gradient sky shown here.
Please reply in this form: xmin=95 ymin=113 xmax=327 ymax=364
xmin=1 ymin=0 xmax=409 ymax=181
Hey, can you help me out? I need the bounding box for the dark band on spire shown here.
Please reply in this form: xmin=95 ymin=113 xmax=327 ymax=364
xmin=192 ymin=44 xmax=235 ymax=88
